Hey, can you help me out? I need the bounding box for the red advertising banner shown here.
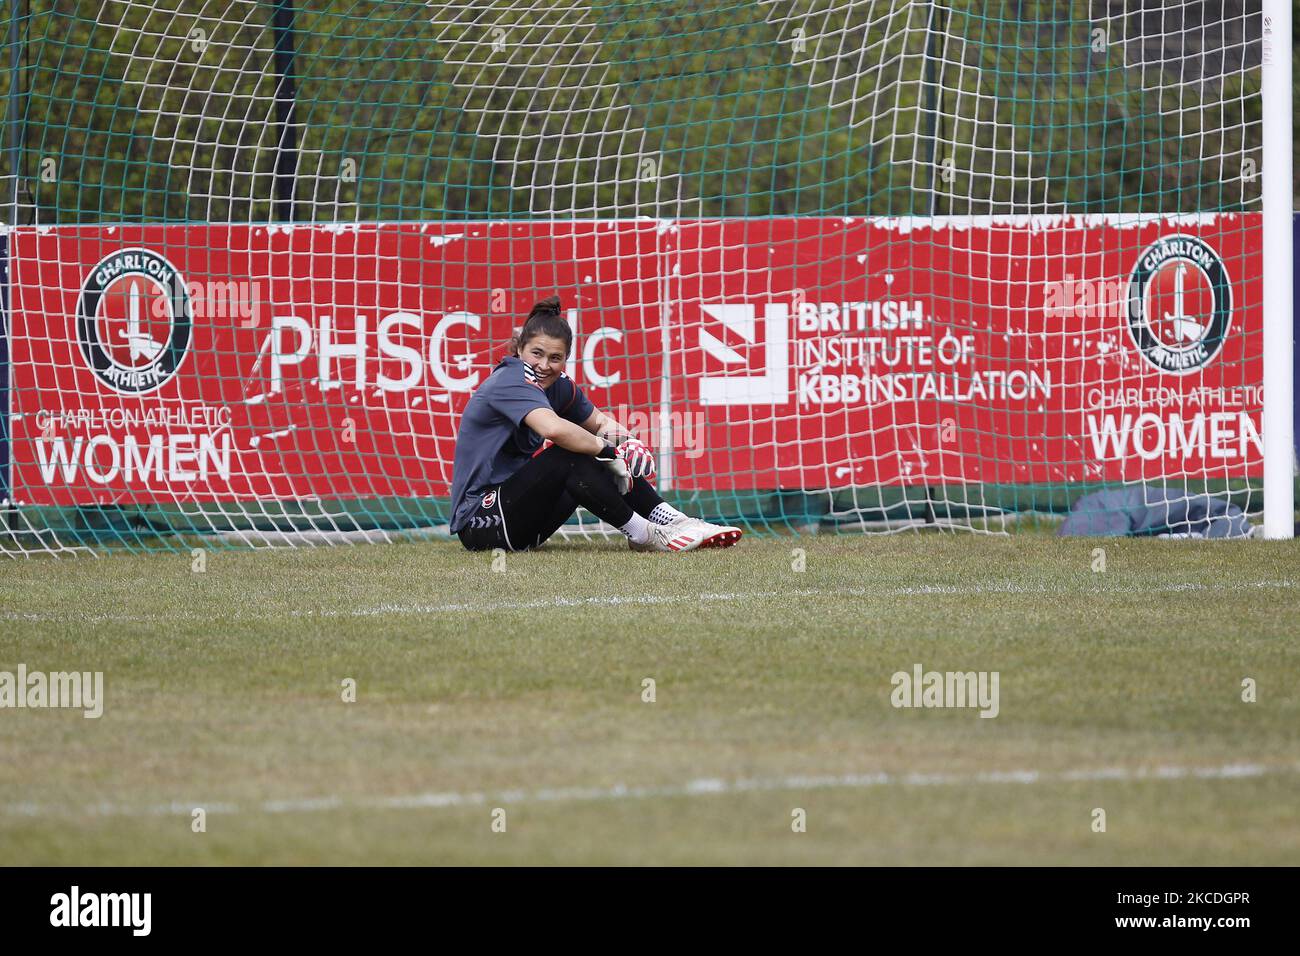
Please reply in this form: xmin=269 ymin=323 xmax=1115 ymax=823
xmin=7 ymin=215 xmax=1262 ymax=506
xmin=672 ymin=215 xmax=1263 ymax=489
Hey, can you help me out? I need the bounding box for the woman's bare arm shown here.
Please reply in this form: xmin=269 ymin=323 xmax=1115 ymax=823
xmin=579 ymin=408 xmax=634 ymax=444
xmin=524 ymin=407 xmax=608 ymax=455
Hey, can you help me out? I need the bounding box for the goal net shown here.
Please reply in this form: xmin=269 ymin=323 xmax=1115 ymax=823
xmin=0 ymin=0 xmax=1289 ymax=554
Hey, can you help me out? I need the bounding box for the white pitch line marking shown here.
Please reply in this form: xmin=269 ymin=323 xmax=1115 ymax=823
xmin=3 ymin=762 xmax=1295 ymax=820
xmin=2 ymin=580 xmax=1295 ymax=626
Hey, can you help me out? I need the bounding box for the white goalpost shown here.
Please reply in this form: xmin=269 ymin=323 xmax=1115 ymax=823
xmin=1260 ymin=0 xmax=1294 ymax=539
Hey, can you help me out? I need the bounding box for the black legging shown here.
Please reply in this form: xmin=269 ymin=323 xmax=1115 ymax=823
xmin=457 ymin=445 xmax=667 ymax=551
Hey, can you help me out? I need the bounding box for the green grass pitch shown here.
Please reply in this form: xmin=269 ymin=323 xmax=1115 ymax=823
xmin=2 ymin=534 xmax=1298 ymax=865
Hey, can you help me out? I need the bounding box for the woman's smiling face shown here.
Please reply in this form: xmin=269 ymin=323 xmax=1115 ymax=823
xmin=520 ymin=333 xmax=568 ymax=389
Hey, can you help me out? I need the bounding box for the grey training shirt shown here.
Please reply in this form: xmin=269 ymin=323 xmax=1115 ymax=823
xmin=448 ymin=356 xmax=595 ymax=533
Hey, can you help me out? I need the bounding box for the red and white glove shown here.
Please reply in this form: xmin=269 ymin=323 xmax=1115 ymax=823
xmin=616 ymin=438 xmax=655 ymax=479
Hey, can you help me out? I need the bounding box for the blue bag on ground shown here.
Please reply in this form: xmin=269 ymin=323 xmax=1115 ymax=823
xmin=1058 ymin=487 xmax=1251 ymax=538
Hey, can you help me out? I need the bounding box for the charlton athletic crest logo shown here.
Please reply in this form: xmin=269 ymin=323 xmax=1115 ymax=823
xmin=1125 ymin=234 xmax=1232 ymax=375
xmin=76 ymin=248 xmax=193 ymax=394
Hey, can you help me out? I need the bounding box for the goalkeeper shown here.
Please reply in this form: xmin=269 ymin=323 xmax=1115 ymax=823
xmin=449 ymin=295 xmax=742 ymax=553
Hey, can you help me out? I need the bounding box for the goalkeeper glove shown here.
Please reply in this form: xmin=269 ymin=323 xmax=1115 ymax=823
xmin=594 ymin=444 xmax=632 ymax=495
xmin=615 ymin=438 xmax=655 ymax=479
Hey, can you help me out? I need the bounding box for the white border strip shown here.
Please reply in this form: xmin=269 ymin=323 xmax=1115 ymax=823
xmin=3 ymin=212 xmax=1235 ymax=235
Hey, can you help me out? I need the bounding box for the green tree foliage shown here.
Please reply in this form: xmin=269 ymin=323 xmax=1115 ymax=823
xmin=0 ymin=0 xmax=1269 ymax=224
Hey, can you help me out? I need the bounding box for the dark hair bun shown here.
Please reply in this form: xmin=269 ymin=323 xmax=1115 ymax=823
xmin=529 ymin=295 xmax=562 ymax=319
xmin=510 ymin=294 xmax=572 ymax=358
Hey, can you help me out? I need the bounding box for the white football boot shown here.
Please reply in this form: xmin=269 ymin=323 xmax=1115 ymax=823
xmin=681 ymin=517 xmax=743 ymax=549
xmin=630 ymin=517 xmax=711 ymax=553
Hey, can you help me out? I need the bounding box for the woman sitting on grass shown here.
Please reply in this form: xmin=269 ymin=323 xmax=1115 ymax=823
xmin=449 ymin=295 xmax=742 ymax=553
